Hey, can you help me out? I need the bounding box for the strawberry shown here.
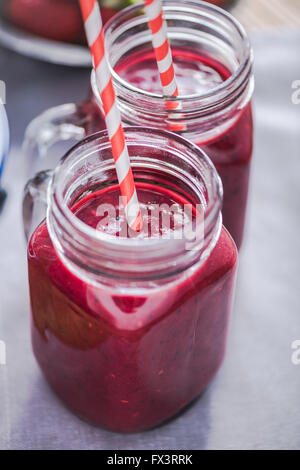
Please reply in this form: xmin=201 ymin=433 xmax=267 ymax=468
xmin=100 ymin=6 xmax=117 ymax=25
xmin=204 ymin=0 xmax=237 ymax=8
xmin=4 ymin=0 xmax=83 ymax=43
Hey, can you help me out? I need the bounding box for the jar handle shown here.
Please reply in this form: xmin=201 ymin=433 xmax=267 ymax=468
xmin=22 ymin=169 xmax=53 ymax=241
xmin=22 ymin=101 xmax=93 ymax=175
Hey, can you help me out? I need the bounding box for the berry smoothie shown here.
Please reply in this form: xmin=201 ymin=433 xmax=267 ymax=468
xmin=28 ymin=179 xmax=237 ymax=432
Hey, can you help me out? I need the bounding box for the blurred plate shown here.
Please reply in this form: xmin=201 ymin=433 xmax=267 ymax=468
xmin=0 ymin=17 xmax=91 ymax=67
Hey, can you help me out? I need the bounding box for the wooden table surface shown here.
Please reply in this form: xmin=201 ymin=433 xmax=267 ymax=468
xmin=233 ymin=0 xmax=300 ymax=30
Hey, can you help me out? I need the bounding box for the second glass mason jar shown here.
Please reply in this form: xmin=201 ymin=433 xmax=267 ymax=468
xmin=24 ymin=127 xmax=237 ymax=432
xmin=98 ymin=0 xmax=254 ymax=249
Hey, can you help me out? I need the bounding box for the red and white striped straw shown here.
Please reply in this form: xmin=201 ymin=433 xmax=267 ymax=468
xmin=144 ymin=0 xmax=184 ymax=131
xmin=79 ymin=0 xmax=142 ymax=231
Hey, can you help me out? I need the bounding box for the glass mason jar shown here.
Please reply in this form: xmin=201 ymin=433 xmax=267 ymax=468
xmin=23 ymin=127 xmax=237 ymax=432
xmin=23 ymin=1 xmax=254 ymax=249
xmin=101 ymin=0 xmax=254 ymax=249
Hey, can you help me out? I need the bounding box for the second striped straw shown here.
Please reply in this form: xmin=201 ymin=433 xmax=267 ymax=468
xmin=144 ymin=0 xmax=184 ymax=131
xmin=79 ymin=0 xmax=142 ymax=231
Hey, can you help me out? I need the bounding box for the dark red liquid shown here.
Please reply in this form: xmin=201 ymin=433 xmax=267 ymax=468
xmin=28 ymin=180 xmax=237 ymax=432
xmin=111 ymin=49 xmax=254 ymax=249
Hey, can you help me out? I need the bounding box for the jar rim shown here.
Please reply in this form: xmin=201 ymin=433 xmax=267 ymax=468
xmin=50 ymin=126 xmax=221 ymax=248
xmin=101 ymin=0 xmax=253 ymax=108
xmin=48 ymin=127 xmax=223 ymax=279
